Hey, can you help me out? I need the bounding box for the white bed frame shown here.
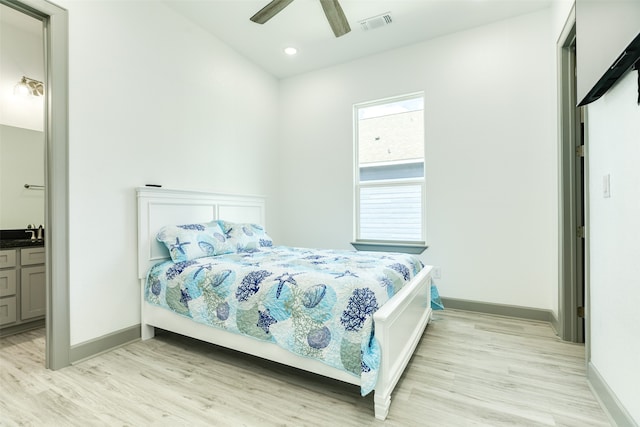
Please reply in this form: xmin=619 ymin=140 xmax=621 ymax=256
xmin=137 ymin=187 xmax=432 ymax=420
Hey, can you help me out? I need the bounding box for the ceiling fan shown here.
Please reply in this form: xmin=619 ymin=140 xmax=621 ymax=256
xmin=250 ymin=0 xmax=351 ymax=38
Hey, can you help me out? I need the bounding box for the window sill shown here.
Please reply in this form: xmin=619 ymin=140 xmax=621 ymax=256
xmin=350 ymin=241 xmax=428 ymax=254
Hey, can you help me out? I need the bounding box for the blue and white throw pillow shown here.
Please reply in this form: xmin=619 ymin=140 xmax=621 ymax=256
xmin=217 ymin=220 xmax=273 ymax=253
xmin=157 ymin=221 xmax=235 ymax=262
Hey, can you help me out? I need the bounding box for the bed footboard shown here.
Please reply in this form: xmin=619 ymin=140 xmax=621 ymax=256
xmin=372 ymin=266 xmax=433 ymax=420
xmin=140 ymin=268 xmax=432 ymax=421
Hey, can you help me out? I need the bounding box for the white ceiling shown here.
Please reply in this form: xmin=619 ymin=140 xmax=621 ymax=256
xmin=1 ymin=1 xmax=555 ymax=79
xmin=164 ymin=0 xmax=554 ymax=78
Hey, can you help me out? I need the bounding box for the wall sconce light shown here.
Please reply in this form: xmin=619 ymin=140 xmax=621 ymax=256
xmin=14 ymin=76 xmax=44 ymax=97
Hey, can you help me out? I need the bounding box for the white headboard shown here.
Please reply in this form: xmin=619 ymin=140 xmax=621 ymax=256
xmin=137 ymin=187 xmax=266 ymax=278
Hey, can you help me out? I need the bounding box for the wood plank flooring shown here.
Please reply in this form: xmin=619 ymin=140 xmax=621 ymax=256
xmin=0 ymin=310 xmax=611 ymax=426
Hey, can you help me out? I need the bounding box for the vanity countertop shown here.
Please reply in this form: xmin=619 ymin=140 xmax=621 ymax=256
xmin=0 ymin=229 xmax=45 ymax=249
xmin=0 ymin=239 xmax=45 ymax=249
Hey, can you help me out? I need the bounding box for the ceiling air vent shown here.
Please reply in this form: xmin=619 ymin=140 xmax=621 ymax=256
xmin=359 ymin=12 xmax=393 ymax=31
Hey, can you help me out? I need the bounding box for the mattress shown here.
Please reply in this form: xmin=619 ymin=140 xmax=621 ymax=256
xmin=145 ymin=246 xmax=424 ymax=395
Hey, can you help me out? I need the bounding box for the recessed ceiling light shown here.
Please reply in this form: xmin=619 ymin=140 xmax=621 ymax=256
xmin=284 ymin=47 xmax=297 ymax=56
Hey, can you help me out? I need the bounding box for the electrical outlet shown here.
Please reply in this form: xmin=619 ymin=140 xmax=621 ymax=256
xmin=433 ymin=267 xmax=441 ymax=279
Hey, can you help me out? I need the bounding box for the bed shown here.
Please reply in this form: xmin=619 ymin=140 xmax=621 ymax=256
xmin=137 ymin=187 xmax=433 ymax=420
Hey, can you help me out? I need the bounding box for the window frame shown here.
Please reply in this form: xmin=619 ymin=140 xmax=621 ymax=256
xmin=353 ymin=92 xmax=427 ymax=253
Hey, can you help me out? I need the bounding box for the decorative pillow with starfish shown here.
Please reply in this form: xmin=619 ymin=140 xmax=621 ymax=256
xmin=156 ymin=221 xmax=235 ymax=262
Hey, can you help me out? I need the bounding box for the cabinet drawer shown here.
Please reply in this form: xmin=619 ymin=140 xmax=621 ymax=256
xmin=0 ymin=296 xmax=17 ymax=326
xmin=0 ymin=270 xmax=17 ymax=297
xmin=0 ymin=250 xmax=17 ymax=268
xmin=21 ymin=248 xmax=45 ymax=266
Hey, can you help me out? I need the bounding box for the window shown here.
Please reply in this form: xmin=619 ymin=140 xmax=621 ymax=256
xmin=354 ymin=93 xmax=425 ymax=249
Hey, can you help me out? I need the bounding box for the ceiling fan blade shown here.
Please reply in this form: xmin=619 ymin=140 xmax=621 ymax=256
xmin=319 ymin=0 xmax=351 ymax=37
xmin=250 ymin=0 xmax=295 ymax=24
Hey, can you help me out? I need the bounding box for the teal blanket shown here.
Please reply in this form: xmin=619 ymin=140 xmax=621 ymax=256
xmin=145 ymin=246 xmax=424 ymax=395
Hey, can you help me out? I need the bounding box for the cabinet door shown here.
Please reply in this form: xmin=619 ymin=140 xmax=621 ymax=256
xmin=0 ymin=270 xmax=17 ymax=297
xmin=0 ymin=296 xmax=17 ymax=325
xmin=0 ymin=250 xmax=17 ymax=268
xmin=21 ymin=266 xmax=46 ymax=320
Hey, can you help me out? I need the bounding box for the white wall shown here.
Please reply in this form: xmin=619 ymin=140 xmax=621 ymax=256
xmin=0 ymin=7 xmax=45 ymax=230
xmin=0 ymin=125 xmax=45 ymax=228
xmin=552 ymin=0 xmax=575 ymax=37
xmin=587 ymin=71 xmax=640 ymax=424
xmin=55 ymin=0 xmax=280 ymax=345
xmin=575 ymin=0 xmax=640 ymax=105
xmin=553 ymin=0 xmax=640 ymax=421
xmin=278 ymin=9 xmax=558 ymax=311
xmin=0 ymin=6 xmax=44 ymax=131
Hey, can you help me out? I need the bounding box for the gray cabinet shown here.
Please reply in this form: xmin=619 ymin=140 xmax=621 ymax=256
xmin=0 ymin=251 xmax=18 ymax=326
xmin=21 ymin=265 xmax=46 ymax=319
xmin=0 ymin=266 xmax=17 ymax=325
xmin=0 ymin=247 xmax=45 ymax=333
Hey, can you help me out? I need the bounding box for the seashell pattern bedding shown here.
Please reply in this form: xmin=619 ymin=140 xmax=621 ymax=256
xmin=145 ymin=246 xmax=424 ymax=395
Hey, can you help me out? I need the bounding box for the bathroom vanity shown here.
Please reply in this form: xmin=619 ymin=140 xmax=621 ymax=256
xmin=0 ymin=235 xmax=45 ymax=335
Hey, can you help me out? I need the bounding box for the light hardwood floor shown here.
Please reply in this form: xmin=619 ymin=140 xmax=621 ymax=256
xmin=0 ymin=310 xmax=611 ymax=426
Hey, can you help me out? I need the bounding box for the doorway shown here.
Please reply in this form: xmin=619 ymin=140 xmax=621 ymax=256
xmin=0 ymin=3 xmax=46 ymax=340
xmin=1 ymin=0 xmax=70 ymax=369
xmin=558 ymin=12 xmax=587 ymax=345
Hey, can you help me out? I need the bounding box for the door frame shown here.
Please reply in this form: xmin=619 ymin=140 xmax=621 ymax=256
xmin=557 ymin=5 xmax=590 ymax=351
xmin=2 ymin=0 xmax=70 ymax=369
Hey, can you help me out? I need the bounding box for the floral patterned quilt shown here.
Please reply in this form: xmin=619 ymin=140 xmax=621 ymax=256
xmin=145 ymin=246 xmax=424 ymax=395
